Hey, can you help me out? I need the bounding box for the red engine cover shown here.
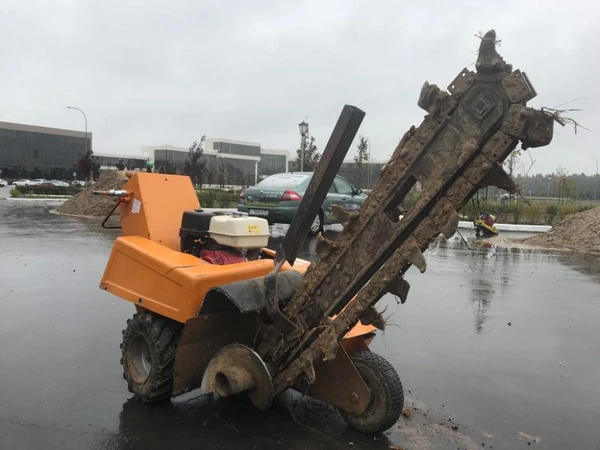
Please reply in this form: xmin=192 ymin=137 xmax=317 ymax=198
xmin=198 ymin=249 xmax=247 ymax=265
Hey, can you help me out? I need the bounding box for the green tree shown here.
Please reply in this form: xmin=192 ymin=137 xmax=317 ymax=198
xmin=353 ymin=136 xmax=369 ymax=188
xmin=157 ymin=160 xmax=178 ymax=174
xmin=242 ymin=173 xmax=250 ymax=188
xmin=505 ymin=149 xmax=522 ymax=178
xmin=76 ymin=150 xmax=100 ymax=181
xmin=295 ymin=136 xmax=320 ymax=171
xmin=556 ymin=166 xmax=577 ymax=203
xmin=217 ymin=168 xmax=226 ymax=188
xmin=184 ymin=134 xmax=207 ymax=187
xmin=164 ymin=160 xmax=177 ymax=174
xmin=205 ymin=167 xmax=215 ymax=186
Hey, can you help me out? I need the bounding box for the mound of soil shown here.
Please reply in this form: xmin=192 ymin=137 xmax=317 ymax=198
xmin=57 ymin=171 xmax=129 ymax=217
xmin=523 ymin=206 xmax=600 ymax=254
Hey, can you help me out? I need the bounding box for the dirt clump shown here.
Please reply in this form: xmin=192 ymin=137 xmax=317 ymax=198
xmin=522 ymin=206 xmax=600 ymax=254
xmin=57 ymin=171 xmax=128 ymax=217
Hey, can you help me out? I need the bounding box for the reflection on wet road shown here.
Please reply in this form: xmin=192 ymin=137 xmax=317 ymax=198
xmin=1 ymin=201 xmax=599 ymax=450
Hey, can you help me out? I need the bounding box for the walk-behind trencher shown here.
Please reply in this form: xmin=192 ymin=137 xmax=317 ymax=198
xmin=95 ymin=30 xmax=554 ymax=434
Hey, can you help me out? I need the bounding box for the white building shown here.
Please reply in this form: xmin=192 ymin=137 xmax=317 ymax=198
xmin=95 ymin=152 xmax=148 ymax=171
xmin=142 ymin=138 xmax=290 ymax=185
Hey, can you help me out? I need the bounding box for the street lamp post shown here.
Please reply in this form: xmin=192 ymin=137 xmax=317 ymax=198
xmin=298 ymin=120 xmax=309 ymax=172
xmin=67 ymin=106 xmax=90 ymax=179
xmin=586 ymin=156 xmax=599 ymax=201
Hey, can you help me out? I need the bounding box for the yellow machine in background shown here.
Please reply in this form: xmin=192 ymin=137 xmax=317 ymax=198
xmin=471 ymin=197 xmax=499 ymax=238
xmin=474 ymin=213 xmax=499 ymax=238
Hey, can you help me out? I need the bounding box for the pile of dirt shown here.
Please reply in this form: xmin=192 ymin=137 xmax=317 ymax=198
xmin=57 ymin=171 xmax=129 ymax=217
xmin=523 ymin=206 xmax=600 ymax=254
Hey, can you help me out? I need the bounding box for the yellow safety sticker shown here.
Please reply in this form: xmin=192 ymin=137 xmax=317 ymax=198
xmin=247 ymin=225 xmax=260 ymax=234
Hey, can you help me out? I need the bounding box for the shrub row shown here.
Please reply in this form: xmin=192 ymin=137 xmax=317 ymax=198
xmin=192 ymin=189 xmax=595 ymax=225
xmin=14 ymin=185 xmax=83 ymax=196
xmin=460 ymin=201 xmax=594 ymax=225
xmin=197 ymin=189 xmax=239 ymax=208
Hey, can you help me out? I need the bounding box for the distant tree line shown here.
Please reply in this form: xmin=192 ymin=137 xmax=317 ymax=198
xmin=512 ymin=168 xmax=599 ymax=201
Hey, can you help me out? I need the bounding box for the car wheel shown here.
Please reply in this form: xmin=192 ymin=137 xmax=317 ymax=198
xmin=309 ymin=211 xmax=324 ymax=236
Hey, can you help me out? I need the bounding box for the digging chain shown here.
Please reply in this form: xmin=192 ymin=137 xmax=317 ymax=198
xmin=256 ymin=30 xmax=555 ymax=395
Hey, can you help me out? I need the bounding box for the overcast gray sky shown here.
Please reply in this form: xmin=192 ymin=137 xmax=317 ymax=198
xmin=1 ymin=0 xmax=599 ymax=175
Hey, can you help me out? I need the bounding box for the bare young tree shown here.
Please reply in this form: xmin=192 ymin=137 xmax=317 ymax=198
xmin=354 ymin=136 xmax=369 ymax=188
xmin=295 ymin=136 xmax=320 ymax=171
xmin=76 ymin=150 xmax=100 ymax=181
xmin=184 ymin=134 xmax=207 ymax=187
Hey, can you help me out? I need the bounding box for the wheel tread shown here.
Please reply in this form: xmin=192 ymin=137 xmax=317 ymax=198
xmin=120 ymin=311 xmax=182 ymax=403
xmin=339 ymin=351 xmax=404 ymax=434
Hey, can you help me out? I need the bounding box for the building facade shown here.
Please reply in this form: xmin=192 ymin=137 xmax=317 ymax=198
xmin=336 ymin=160 xmax=387 ymax=189
xmin=95 ymin=152 xmax=148 ymax=171
xmin=143 ymin=139 xmax=289 ymax=186
xmin=258 ymin=149 xmax=288 ymax=178
xmin=0 ymin=120 xmax=388 ymax=190
xmin=0 ymin=121 xmax=91 ymax=179
xmin=0 ymin=121 xmax=290 ymax=185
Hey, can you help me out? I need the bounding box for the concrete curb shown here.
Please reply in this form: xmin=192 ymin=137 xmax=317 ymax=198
xmin=456 ymin=220 xmax=551 ymax=233
xmin=206 ymin=208 xmax=552 ymax=234
xmin=4 ymin=197 xmax=67 ymax=202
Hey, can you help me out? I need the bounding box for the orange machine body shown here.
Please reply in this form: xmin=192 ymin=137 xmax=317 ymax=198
xmin=99 ymin=172 xmax=375 ymax=337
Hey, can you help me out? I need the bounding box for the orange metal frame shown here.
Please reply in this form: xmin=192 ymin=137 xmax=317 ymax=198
xmin=99 ymin=172 xmax=375 ymax=337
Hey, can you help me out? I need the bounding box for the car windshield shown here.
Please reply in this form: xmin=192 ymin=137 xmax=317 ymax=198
xmin=257 ymin=173 xmax=310 ymax=188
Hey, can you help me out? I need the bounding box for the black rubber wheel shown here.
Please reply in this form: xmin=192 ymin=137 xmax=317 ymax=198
xmin=120 ymin=311 xmax=182 ymax=403
xmin=338 ymin=351 xmax=404 ymax=434
xmin=309 ymin=210 xmax=324 ymax=236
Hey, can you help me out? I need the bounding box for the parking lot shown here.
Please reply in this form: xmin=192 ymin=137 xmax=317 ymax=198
xmin=1 ymin=199 xmax=599 ymax=449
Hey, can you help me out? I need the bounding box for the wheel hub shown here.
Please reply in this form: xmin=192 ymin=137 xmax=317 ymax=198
xmin=203 ymin=343 xmax=273 ymax=410
xmin=311 ymin=214 xmax=321 ymax=232
xmin=128 ymin=333 xmax=152 ymax=383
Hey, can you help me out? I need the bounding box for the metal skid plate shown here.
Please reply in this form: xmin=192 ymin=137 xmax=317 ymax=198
xmin=172 ymin=311 xmax=257 ymax=397
xmin=302 ymin=346 xmax=371 ymax=415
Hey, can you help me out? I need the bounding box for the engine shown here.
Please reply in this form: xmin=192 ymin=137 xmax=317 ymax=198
xmin=179 ymin=210 xmax=270 ymax=265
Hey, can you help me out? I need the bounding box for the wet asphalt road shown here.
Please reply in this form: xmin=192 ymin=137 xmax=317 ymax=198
xmin=1 ymin=197 xmax=599 ymax=450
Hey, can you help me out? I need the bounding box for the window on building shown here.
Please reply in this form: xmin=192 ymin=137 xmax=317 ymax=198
xmin=214 ymin=141 xmax=260 ymax=157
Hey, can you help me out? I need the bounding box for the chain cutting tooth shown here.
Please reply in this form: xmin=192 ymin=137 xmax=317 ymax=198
xmin=440 ymin=211 xmax=461 ymax=239
xmin=331 ymin=204 xmax=360 ymax=227
xmin=480 ymin=164 xmax=517 ymax=192
xmin=402 ymin=244 xmax=427 ymax=273
xmin=315 ymin=233 xmax=337 ymax=259
xmin=359 ymin=306 xmax=386 ymax=330
xmin=387 ymin=277 xmax=410 ymax=304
